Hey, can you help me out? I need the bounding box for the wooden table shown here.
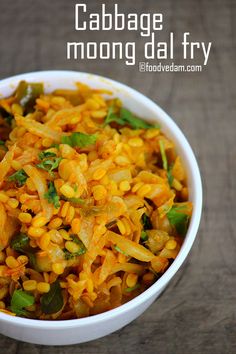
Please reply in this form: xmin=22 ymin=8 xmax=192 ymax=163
xmin=0 ymin=0 xmax=235 ymax=352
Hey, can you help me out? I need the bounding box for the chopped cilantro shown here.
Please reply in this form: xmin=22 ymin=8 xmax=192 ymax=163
xmin=104 ymin=106 xmax=124 ymax=126
xmin=120 ymin=108 xmax=159 ymax=129
xmin=8 ymin=169 xmax=28 ymax=187
xmin=167 ymin=204 xmax=190 ymax=236
xmin=44 ymin=181 xmax=60 ymax=208
xmin=10 ymin=289 xmax=35 ymax=316
xmin=104 ymin=106 xmax=159 ymax=130
xmin=36 ymin=155 xmax=62 ymax=176
xmin=11 ymin=233 xmax=30 ymax=252
xmin=61 ymin=132 xmax=97 ymax=148
xmin=38 ymin=151 xmax=57 ymax=160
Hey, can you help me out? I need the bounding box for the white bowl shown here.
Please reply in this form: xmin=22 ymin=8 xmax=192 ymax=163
xmin=0 ymin=71 xmax=202 ymax=345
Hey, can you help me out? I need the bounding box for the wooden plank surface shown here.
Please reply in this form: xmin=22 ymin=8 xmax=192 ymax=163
xmin=0 ymin=0 xmax=235 ymax=352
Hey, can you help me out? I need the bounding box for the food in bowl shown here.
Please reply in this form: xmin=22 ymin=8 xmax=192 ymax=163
xmin=0 ymin=80 xmax=192 ymax=320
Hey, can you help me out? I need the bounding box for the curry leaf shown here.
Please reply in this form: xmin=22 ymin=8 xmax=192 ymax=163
xmin=10 ymin=233 xmax=38 ymax=269
xmin=40 ymin=280 xmax=63 ymax=314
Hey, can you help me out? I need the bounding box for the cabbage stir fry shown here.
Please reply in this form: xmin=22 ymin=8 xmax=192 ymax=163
xmin=0 ymin=81 xmax=192 ymax=319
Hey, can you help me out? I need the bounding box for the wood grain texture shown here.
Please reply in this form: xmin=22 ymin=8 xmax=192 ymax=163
xmin=0 ymin=0 xmax=235 ymax=352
